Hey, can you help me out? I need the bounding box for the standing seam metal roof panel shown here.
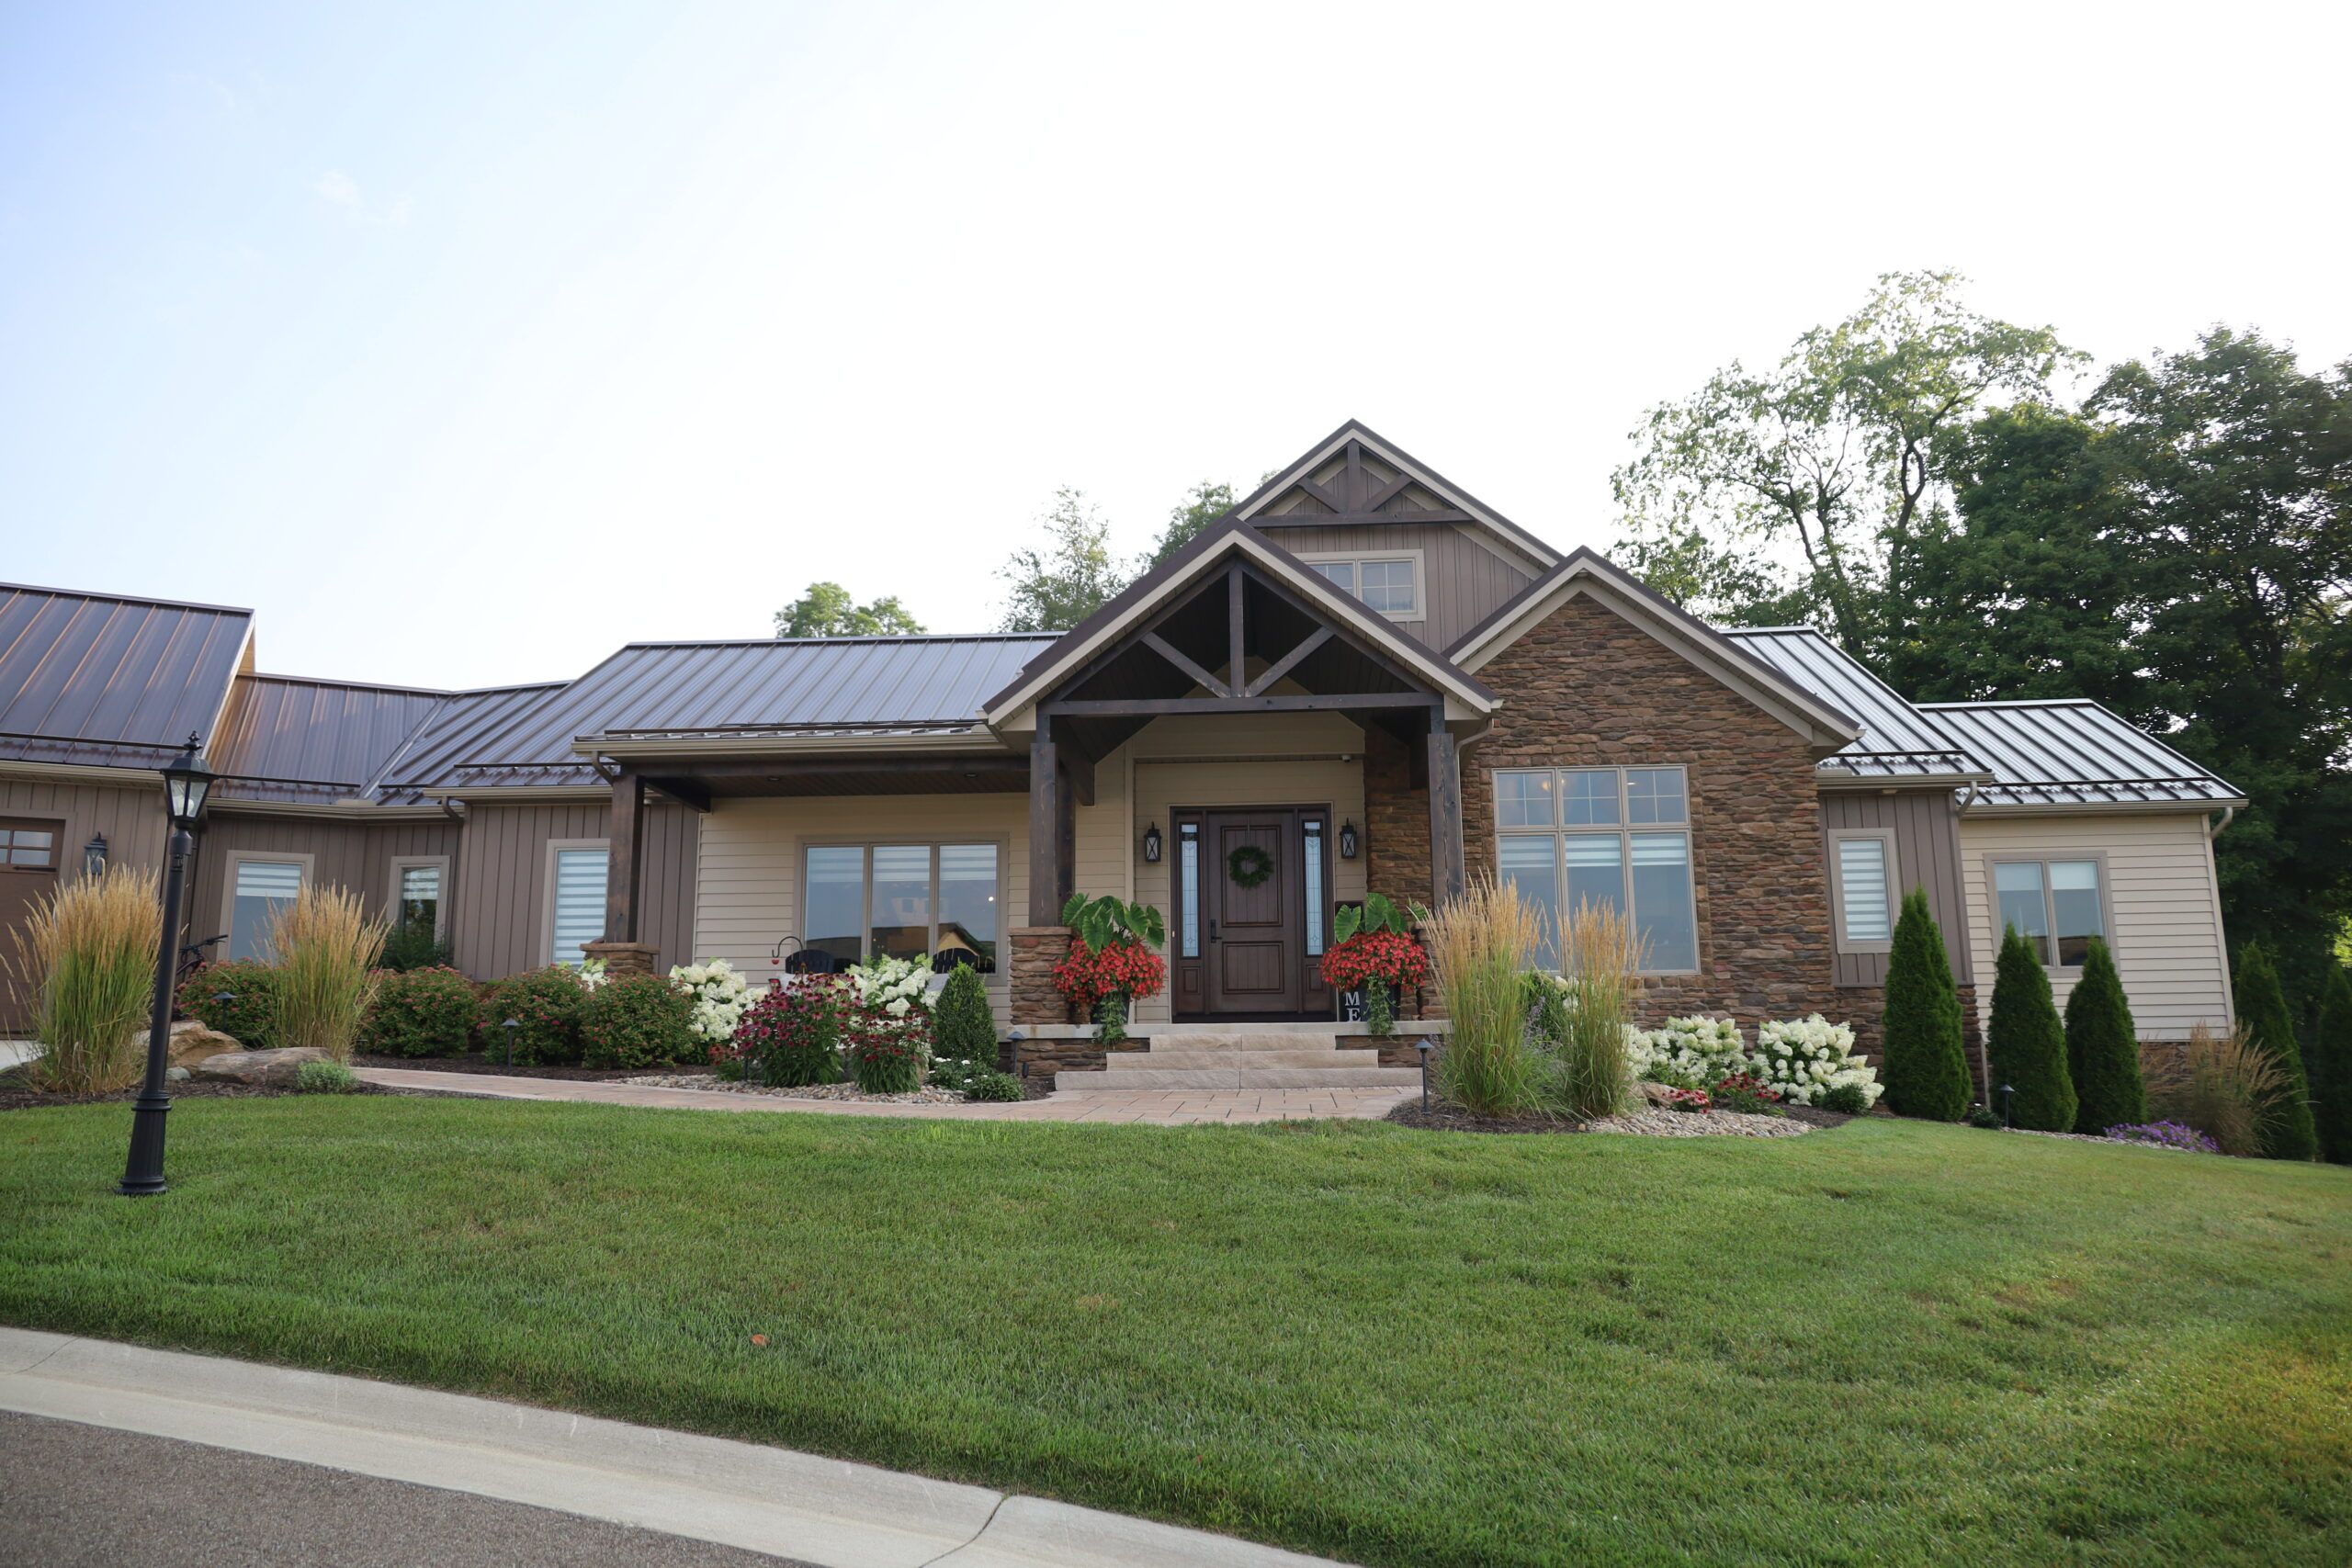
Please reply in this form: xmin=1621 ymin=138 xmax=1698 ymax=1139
xmin=1721 ymin=627 xmax=1972 ymax=758
xmin=207 ymin=675 xmax=451 ymax=802
xmin=0 ymin=584 xmax=253 ymax=758
xmin=1920 ymin=701 xmax=2242 ymax=806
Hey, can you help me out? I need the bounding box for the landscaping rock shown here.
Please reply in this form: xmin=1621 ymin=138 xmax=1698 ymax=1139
xmin=1638 ymin=1081 xmax=1679 ymax=1108
xmin=165 ymin=1066 xmax=190 ymax=1082
xmin=169 ymin=1021 xmax=243 ymax=1066
xmin=191 ymin=1048 xmax=326 ymax=1087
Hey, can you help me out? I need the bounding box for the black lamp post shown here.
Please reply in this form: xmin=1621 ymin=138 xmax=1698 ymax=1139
xmin=120 ymin=734 xmax=213 ymax=1198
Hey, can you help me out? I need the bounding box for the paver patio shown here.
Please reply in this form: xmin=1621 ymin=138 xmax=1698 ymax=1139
xmin=352 ymin=1066 xmax=1414 ymax=1124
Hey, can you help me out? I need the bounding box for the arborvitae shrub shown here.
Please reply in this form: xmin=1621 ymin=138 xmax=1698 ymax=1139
xmin=1879 ymin=888 xmax=1970 ymax=1121
xmin=2312 ymin=966 xmax=2352 ymax=1166
xmin=933 ymin=964 xmax=998 ymax=1072
xmin=2234 ymin=942 xmax=2317 ymax=1160
xmin=1987 ymin=926 xmax=2076 ymax=1133
xmin=2064 ymin=939 xmax=2144 ymax=1133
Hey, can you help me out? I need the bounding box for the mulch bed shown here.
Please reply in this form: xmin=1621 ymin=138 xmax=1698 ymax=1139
xmin=0 ymin=1070 xmax=390 ymax=1113
xmin=1386 ymin=1098 xmax=1856 ymax=1135
xmin=353 ymin=1055 xmax=718 ymax=1083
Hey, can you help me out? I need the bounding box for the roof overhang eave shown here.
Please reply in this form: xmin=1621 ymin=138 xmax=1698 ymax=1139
xmin=1961 ymin=794 xmax=2249 ymax=816
xmin=571 ymin=730 xmax=1015 ymax=761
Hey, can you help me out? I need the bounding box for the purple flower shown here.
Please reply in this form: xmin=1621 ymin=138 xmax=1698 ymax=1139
xmin=2104 ymin=1121 xmax=2221 ymax=1155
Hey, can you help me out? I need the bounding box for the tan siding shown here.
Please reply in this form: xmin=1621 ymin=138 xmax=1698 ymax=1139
xmin=1958 ymin=812 xmax=2233 ymax=1041
xmin=449 ymin=799 xmax=695 ymax=980
xmin=695 ymin=795 xmax=1029 ymax=1027
xmin=1821 ymin=789 xmax=1971 ymax=987
xmin=0 ymin=774 xmax=170 ymax=888
xmin=1254 ymin=522 xmax=1532 ymax=651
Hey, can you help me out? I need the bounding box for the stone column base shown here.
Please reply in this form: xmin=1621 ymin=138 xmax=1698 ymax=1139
xmin=1009 ymin=926 xmax=1071 ymax=1026
xmin=582 ymin=941 xmax=661 ymax=976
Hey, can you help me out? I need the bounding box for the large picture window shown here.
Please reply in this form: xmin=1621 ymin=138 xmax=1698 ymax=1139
xmin=1493 ymin=766 xmax=1697 ymax=972
xmin=1992 ymin=855 xmax=2107 ymax=968
xmin=803 ymin=841 xmax=1001 ymax=972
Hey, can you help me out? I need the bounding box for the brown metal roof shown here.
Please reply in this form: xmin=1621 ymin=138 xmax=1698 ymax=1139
xmin=368 ymin=682 xmax=578 ymax=799
xmin=0 ymin=582 xmax=253 ymax=767
xmin=208 ymin=674 xmax=451 ymax=805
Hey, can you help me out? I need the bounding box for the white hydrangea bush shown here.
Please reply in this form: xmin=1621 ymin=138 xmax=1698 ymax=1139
xmin=1627 ymin=1016 xmax=1747 ymax=1089
xmin=567 ymin=956 xmax=609 ymax=990
xmin=1748 ymin=1015 xmax=1880 ymax=1106
xmin=846 ymin=954 xmax=935 ymax=1018
xmin=670 ymin=957 xmax=752 ymax=1043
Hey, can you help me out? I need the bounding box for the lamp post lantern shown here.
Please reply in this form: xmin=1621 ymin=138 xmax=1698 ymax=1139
xmin=119 ymin=734 xmax=213 ymax=1198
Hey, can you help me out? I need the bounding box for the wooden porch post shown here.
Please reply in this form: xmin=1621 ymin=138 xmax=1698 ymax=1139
xmin=1426 ymin=716 xmax=1464 ymax=907
xmin=605 ymin=768 xmax=645 ymax=945
xmin=1028 ymin=722 xmax=1064 ymax=926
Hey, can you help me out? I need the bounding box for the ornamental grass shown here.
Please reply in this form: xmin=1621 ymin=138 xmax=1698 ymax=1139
xmin=266 ymin=884 xmax=385 ymax=1064
xmin=2143 ymin=1024 xmax=2292 ymax=1159
xmin=1551 ymin=899 xmax=1642 ymax=1120
xmin=1423 ymin=876 xmax=1546 ymax=1115
xmin=3 ymin=865 xmax=159 ymax=1094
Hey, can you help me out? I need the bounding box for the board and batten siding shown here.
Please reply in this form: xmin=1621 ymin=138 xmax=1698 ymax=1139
xmin=449 ymin=799 xmax=695 ymax=980
xmin=0 ymin=774 xmax=170 ymax=885
xmin=1957 ymin=811 xmax=2233 ymax=1041
xmin=190 ymin=812 xmax=462 ymax=961
xmin=1820 ymin=788 xmax=1971 ymax=987
xmin=1253 ymin=522 xmax=1534 ymax=653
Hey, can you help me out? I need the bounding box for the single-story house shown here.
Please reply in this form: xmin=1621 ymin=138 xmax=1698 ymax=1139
xmin=0 ymin=422 xmax=2244 ymax=1087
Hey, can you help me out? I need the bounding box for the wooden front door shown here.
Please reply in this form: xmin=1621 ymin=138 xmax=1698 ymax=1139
xmin=0 ymin=819 xmax=62 ymax=1032
xmin=1204 ymin=809 xmax=1300 ymax=1015
xmin=1168 ymin=805 xmax=1336 ymax=1020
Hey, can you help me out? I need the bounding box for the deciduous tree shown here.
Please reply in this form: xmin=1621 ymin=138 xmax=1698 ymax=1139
xmin=997 ymin=487 xmax=1128 ymax=633
xmin=774 ymin=581 xmax=923 ymax=639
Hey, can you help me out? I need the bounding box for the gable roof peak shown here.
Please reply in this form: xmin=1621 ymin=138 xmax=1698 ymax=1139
xmin=1227 ymin=421 xmax=1560 ymax=570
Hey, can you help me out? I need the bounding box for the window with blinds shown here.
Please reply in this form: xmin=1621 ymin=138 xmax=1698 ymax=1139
xmin=549 ymin=848 xmax=606 ymax=965
xmin=397 ymin=863 xmax=443 ymax=939
xmin=229 ymin=859 xmax=305 ymax=961
xmin=1834 ymin=834 xmax=1893 ymax=949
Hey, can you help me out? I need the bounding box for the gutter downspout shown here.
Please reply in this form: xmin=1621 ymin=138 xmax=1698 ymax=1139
xmin=2207 ymin=805 xmax=2234 ymax=839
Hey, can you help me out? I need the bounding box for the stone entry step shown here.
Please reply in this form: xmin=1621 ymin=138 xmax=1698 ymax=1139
xmin=1050 ymin=1024 xmax=1420 ymax=1092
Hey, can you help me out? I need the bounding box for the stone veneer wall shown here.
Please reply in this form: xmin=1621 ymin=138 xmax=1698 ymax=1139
xmin=1363 ymin=726 xmax=1431 ymax=908
xmin=1009 ymin=926 xmax=1069 ymax=1026
xmin=1460 ymin=593 xmax=1841 ymax=1034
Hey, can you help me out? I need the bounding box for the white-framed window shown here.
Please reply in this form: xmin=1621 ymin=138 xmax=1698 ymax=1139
xmin=802 ymin=840 xmax=1003 ymax=973
xmin=1990 ymin=854 xmax=2109 ymax=969
xmin=1493 ymin=766 xmax=1697 ymax=973
xmin=225 ymin=854 xmax=310 ymax=962
xmin=1300 ymin=550 xmax=1425 ymax=620
xmin=1829 ymin=830 xmax=1895 ymax=953
xmin=390 ymin=855 xmax=450 ymax=943
xmin=547 ymin=843 xmax=607 ymax=966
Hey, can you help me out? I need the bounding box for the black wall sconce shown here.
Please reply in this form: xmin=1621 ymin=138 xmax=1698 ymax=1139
xmin=83 ymin=831 xmax=108 ymax=878
xmin=1142 ymin=822 xmax=1163 ymax=863
xmin=1338 ymin=819 xmax=1359 ymax=860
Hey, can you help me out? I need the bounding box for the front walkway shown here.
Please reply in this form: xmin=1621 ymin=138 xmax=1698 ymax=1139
xmin=354 ymin=1066 xmax=1414 ymax=1125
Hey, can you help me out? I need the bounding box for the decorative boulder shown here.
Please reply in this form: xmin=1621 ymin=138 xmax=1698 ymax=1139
xmin=191 ymin=1047 xmax=328 ymax=1086
xmin=169 ymin=1020 xmax=243 ymax=1066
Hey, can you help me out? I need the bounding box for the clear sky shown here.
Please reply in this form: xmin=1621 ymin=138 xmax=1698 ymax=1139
xmin=4 ymin=2 xmax=2346 ymax=690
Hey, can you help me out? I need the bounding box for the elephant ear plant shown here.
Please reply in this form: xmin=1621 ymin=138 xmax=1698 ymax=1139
xmin=1056 ymin=894 xmax=1168 ymax=1044
xmin=1320 ymin=892 xmax=1429 ymax=1037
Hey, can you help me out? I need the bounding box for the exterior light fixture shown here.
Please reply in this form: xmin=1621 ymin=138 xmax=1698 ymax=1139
xmin=83 ymin=832 xmax=108 ymax=878
xmin=1998 ymin=1083 xmax=2016 ymax=1129
xmin=1338 ymin=819 xmax=1359 ymax=861
xmin=1416 ymin=1038 xmax=1432 ymax=1111
xmin=502 ymin=1017 xmax=521 ymax=1069
xmin=1142 ymin=822 xmax=1163 ymax=863
xmin=119 ymin=734 xmax=213 ymax=1197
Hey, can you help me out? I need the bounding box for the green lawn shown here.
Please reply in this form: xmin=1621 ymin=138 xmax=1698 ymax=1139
xmin=1 ymin=1100 xmax=2346 ymax=1565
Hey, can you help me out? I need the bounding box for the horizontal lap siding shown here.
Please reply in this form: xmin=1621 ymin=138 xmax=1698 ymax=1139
xmin=1821 ymin=789 xmax=1970 ymax=987
xmin=695 ymin=795 xmax=1029 ymax=1027
xmin=1957 ymin=812 xmax=2232 ymax=1041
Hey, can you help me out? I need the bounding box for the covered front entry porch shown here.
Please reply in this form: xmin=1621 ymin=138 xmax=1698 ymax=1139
xmin=1002 ymin=541 xmax=1485 ymax=1026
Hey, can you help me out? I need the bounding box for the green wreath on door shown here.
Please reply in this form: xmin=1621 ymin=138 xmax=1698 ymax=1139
xmin=1226 ymin=843 xmax=1274 ymax=888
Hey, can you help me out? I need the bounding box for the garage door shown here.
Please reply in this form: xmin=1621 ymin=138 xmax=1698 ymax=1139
xmin=0 ymin=820 xmax=62 ymax=1034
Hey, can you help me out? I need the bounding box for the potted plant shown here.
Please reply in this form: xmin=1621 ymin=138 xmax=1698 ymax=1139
xmin=1320 ymin=892 xmax=1428 ymax=1037
xmin=1053 ymin=894 xmax=1168 ymax=1044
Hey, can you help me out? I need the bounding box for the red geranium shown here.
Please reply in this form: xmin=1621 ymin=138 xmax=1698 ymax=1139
xmin=1051 ymin=938 xmax=1168 ymax=1010
xmin=1318 ymin=929 xmax=1428 ymax=993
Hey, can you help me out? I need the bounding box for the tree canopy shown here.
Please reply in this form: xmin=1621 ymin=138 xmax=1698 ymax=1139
xmin=773 ymin=581 xmax=923 ymax=639
xmin=995 ymin=487 xmax=1130 ymax=634
xmin=1148 ymin=480 xmax=1238 ymax=567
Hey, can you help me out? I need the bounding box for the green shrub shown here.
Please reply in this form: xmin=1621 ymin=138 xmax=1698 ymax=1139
xmin=1878 ymin=889 xmax=1971 ymax=1121
xmin=962 ymin=1067 xmax=1025 ymax=1102
xmin=360 ymin=965 xmax=481 ymax=1058
xmin=581 ymin=973 xmax=699 ymax=1070
xmin=483 ymin=966 xmax=589 ymax=1066
xmin=294 ymin=1059 xmax=361 ymax=1094
xmin=2064 ymin=939 xmax=2145 ymax=1134
xmin=1967 ymin=1104 xmax=2004 ymax=1130
xmin=176 ymin=960 xmax=280 ymax=1051
xmin=848 ymin=1011 xmax=927 ymax=1094
xmin=1986 ymin=926 xmax=2076 ymax=1133
xmin=932 ymin=964 xmax=998 ymax=1073
xmin=2314 ymin=966 xmax=2352 ymax=1165
xmin=1819 ymin=1082 xmax=1871 ymax=1115
xmin=2233 ymin=942 xmax=2316 ymax=1160
xmin=380 ymin=921 xmax=453 ymax=973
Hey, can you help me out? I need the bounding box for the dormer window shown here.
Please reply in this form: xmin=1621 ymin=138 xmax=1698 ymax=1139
xmin=1301 ymin=550 xmax=1424 ymax=620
